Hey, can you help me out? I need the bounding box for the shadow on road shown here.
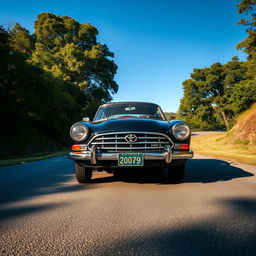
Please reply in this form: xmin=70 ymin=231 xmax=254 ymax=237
xmin=0 ymin=203 xmax=63 ymax=222
xmin=97 ymin=197 xmax=256 ymax=256
xmin=0 ymin=157 xmax=253 ymax=207
xmin=111 ymin=158 xmax=253 ymax=184
xmin=184 ymin=158 xmax=254 ymax=183
xmin=0 ymin=156 xmax=92 ymax=206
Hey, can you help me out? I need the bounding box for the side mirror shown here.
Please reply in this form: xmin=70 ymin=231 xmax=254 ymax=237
xmin=169 ymin=116 xmax=176 ymax=121
xmin=82 ymin=117 xmax=90 ymax=122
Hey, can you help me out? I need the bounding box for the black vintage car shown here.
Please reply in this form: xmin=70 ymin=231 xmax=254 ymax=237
xmin=68 ymin=102 xmax=193 ymax=183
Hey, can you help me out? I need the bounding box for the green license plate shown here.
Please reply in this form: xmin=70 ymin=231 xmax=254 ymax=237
xmin=118 ymin=153 xmax=144 ymax=166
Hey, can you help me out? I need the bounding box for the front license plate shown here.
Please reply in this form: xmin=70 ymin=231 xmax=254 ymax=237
xmin=118 ymin=153 xmax=144 ymax=166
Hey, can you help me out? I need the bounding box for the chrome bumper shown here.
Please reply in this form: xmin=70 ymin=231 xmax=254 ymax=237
xmin=68 ymin=149 xmax=194 ymax=164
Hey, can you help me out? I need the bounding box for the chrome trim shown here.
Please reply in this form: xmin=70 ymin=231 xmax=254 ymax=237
xmin=82 ymin=117 xmax=90 ymax=122
xmin=125 ymin=134 xmax=137 ymax=143
xmin=70 ymin=132 xmax=181 ymax=165
xmin=91 ymin=141 xmax=170 ymax=145
xmin=68 ymin=150 xmax=194 ymax=162
xmin=165 ymin=144 xmax=172 ymax=163
xmin=87 ymin=131 xmax=174 ymax=150
xmin=70 ymin=123 xmax=89 ymax=142
xmin=94 ymin=136 xmax=169 ymax=140
xmin=171 ymin=151 xmax=194 ymax=159
xmin=90 ymin=145 xmax=97 ymax=165
xmin=172 ymin=122 xmax=191 ymax=141
xmin=91 ymin=146 xmax=167 ymax=150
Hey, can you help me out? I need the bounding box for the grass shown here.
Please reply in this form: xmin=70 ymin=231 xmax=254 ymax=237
xmin=233 ymin=139 xmax=250 ymax=145
xmin=191 ymin=133 xmax=256 ymax=165
xmin=0 ymin=149 xmax=69 ymax=167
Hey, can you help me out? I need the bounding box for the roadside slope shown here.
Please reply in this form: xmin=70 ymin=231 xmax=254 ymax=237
xmin=191 ymin=104 xmax=256 ymax=165
xmin=191 ymin=132 xmax=256 ymax=165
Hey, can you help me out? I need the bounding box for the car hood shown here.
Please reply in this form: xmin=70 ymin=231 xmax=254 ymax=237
xmin=90 ymin=118 xmax=170 ymax=134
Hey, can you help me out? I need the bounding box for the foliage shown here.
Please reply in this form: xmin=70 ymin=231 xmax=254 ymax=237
xmin=0 ymin=13 xmax=118 ymax=157
xmin=237 ymin=0 xmax=256 ymax=59
xmin=177 ymin=0 xmax=256 ymax=130
xmin=9 ymin=23 xmax=35 ymax=58
xmin=30 ymin=13 xmax=118 ymax=105
xmin=0 ymin=26 xmax=84 ymax=156
xmin=177 ymin=57 xmax=255 ymax=130
xmin=164 ymin=112 xmax=177 ymax=120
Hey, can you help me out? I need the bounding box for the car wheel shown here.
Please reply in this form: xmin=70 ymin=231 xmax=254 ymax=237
xmin=75 ymin=162 xmax=92 ymax=183
xmin=167 ymin=164 xmax=185 ymax=183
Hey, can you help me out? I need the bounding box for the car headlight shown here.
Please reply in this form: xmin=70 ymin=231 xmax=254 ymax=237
xmin=70 ymin=123 xmax=89 ymax=142
xmin=172 ymin=122 xmax=190 ymax=140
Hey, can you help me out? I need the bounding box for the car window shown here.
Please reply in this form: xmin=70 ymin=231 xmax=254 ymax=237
xmin=94 ymin=104 xmax=166 ymax=121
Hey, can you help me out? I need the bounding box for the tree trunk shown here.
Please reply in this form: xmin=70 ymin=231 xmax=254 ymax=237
xmin=220 ymin=110 xmax=229 ymax=129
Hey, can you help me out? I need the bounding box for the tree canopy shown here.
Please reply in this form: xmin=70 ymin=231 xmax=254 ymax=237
xmin=177 ymin=58 xmax=256 ymax=130
xmin=237 ymin=0 xmax=256 ymax=59
xmin=30 ymin=13 xmax=118 ymax=103
xmin=177 ymin=0 xmax=256 ymax=130
xmin=0 ymin=13 xmax=118 ymax=157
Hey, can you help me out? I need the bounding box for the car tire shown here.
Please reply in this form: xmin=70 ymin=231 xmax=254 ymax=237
xmin=75 ymin=162 xmax=92 ymax=183
xmin=167 ymin=164 xmax=185 ymax=183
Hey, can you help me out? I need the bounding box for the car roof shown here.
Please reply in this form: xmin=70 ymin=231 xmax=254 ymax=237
xmin=99 ymin=101 xmax=159 ymax=108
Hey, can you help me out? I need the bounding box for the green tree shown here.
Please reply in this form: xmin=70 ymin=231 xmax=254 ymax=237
xmin=0 ymin=25 xmax=85 ymax=156
xmin=235 ymin=0 xmax=256 ymax=114
xmin=177 ymin=1 xmax=256 ymax=131
xmin=177 ymin=67 xmax=219 ymax=130
xmin=177 ymin=58 xmax=250 ymax=130
xmin=30 ymin=13 xmax=118 ymax=106
xmin=9 ymin=23 xmax=35 ymax=58
xmin=1 ymin=13 xmax=119 ymax=157
xmin=229 ymin=70 xmax=256 ymax=115
xmin=237 ymin=0 xmax=256 ymax=59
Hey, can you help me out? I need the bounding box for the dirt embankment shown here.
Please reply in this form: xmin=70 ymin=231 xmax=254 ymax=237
xmin=229 ymin=104 xmax=256 ymax=144
xmin=190 ymin=104 xmax=256 ymax=165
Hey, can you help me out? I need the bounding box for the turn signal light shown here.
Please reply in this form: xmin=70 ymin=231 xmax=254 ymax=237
xmin=174 ymin=144 xmax=189 ymax=150
xmin=180 ymin=144 xmax=189 ymax=150
xmin=72 ymin=145 xmax=81 ymax=151
xmin=71 ymin=144 xmax=87 ymax=151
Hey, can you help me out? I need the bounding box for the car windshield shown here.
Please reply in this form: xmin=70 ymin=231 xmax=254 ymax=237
xmin=94 ymin=103 xmax=166 ymax=121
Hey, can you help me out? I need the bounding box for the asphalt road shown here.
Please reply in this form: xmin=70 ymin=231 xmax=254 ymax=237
xmin=0 ymin=152 xmax=255 ymax=256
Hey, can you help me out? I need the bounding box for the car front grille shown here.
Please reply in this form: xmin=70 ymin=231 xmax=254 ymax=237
xmin=88 ymin=132 xmax=173 ymax=153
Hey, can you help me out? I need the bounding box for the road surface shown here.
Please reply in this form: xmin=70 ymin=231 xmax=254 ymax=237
xmin=0 ymin=152 xmax=255 ymax=256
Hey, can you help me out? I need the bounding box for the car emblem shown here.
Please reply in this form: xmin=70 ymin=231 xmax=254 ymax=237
xmin=125 ymin=134 xmax=137 ymax=143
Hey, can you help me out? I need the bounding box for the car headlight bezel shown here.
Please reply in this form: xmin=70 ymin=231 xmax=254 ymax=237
xmin=171 ymin=122 xmax=190 ymax=141
xmin=70 ymin=123 xmax=89 ymax=142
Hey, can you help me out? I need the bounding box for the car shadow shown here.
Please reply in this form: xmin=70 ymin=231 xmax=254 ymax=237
xmin=184 ymin=159 xmax=253 ymax=183
xmin=0 ymin=157 xmax=253 ymax=206
xmin=112 ymin=158 xmax=254 ymax=184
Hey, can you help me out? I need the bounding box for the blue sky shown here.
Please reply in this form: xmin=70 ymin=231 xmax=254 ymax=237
xmin=0 ymin=0 xmax=247 ymax=112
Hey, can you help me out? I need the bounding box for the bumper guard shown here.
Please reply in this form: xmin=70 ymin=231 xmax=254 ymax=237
xmin=68 ymin=146 xmax=193 ymax=164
